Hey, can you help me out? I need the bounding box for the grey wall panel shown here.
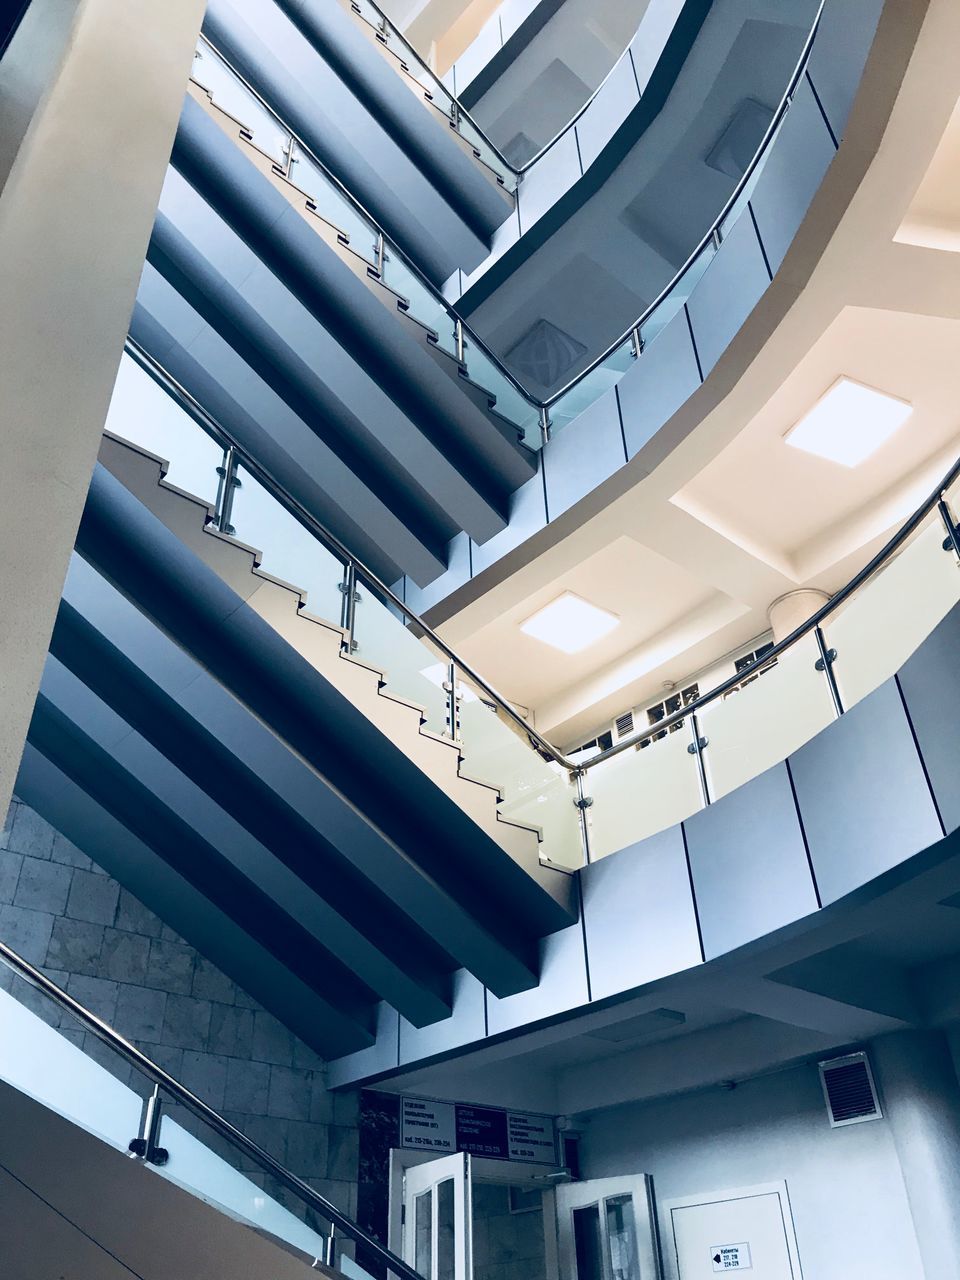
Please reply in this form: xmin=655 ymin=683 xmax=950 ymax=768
xmin=543 ymin=389 xmax=626 ymax=520
xmin=470 ymin=466 xmax=547 ymax=578
xmin=686 ymin=210 xmax=770 ymax=378
xmin=750 ymin=76 xmax=837 ymax=275
xmin=684 ymin=763 xmax=819 ymax=961
xmin=898 ymin=603 xmax=960 ymax=835
xmin=485 ymin=917 xmax=588 ymax=1035
xmin=582 ymin=826 xmax=701 ymax=1001
xmin=399 ymin=969 xmax=485 ymax=1065
xmin=617 ymin=306 xmax=701 ymax=461
xmin=806 ymin=0 xmax=883 ymax=142
xmin=404 ymin=532 xmax=472 ymax=615
xmin=517 ymin=129 xmax=581 ymax=235
xmin=575 ymin=54 xmax=640 ymax=173
xmin=789 ymin=680 xmax=943 ymax=906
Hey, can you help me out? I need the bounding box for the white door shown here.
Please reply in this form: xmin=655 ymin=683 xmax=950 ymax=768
xmin=557 ymin=1176 xmax=660 ymax=1280
xmin=402 ymin=1153 xmax=473 ymax=1280
xmin=664 ymin=1185 xmax=799 ymax=1280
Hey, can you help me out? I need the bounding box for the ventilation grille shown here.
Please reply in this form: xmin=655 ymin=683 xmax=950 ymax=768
xmin=819 ymin=1053 xmax=881 ymax=1127
xmin=614 ymin=710 xmax=635 ymax=740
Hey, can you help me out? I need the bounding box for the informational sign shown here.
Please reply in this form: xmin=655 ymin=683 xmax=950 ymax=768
xmin=400 ymin=1095 xmax=558 ymax=1165
xmin=711 ymin=1242 xmax=752 ymax=1271
xmin=400 ymin=1096 xmax=456 ymax=1154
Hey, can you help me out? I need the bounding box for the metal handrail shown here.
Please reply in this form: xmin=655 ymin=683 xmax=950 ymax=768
xmin=124 ymin=339 xmax=570 ymax=771
xmin=195 ymin=34 xmax=540 ymax=416
xmin=197 ymin=0 xmax=823 ymax=421
xmin=126 ymin=340 xmax=960 ymax=787
xmin=537 ymin=0 xmax=824 ymax=409
xmin=0 ymin=936 xmax=425 ymax=1280
xmin=577 ymin=454 xmax=960 ymax=771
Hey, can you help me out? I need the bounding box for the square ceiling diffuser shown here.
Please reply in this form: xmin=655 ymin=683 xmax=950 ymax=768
xmin=784 ymin=377 xmax=913 ymax=467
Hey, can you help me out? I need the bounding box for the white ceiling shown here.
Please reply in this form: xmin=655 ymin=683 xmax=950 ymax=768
xmin=436 ymin=17 xmax=960 ymax=750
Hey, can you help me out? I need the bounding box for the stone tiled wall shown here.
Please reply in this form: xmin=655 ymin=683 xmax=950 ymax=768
xmin=473 ymin=1183 xmax=547 ymax=1280
xmin=0 ymin=797 xmax=360 ymax=1217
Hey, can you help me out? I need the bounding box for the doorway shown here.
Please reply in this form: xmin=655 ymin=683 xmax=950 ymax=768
xmin=660 ymin=1184 xmax=801 ymax=1280
xmin=556 ymin=1175 xmax=660 ymax=1280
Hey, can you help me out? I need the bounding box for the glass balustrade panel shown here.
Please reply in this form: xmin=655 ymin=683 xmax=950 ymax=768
xmin=639 ymin=242 xmax=717 ymax=348
xmin=825 ymin=513 xmax=960 ymax=712
xmin=350 ymin=585 xmax=451 ymax=738
xmin=586 ymin=728 xmax=702 ymax=860
xmin=104 ymin=355 xmax=223 ymax=504
xmin=380 ymin=253 xmax=459 ymax=357
xmin=157 ymin=1106 xmax=330 ymax=1261
xmin=0 ymin=968 xmax=146 ymax=1151
xmin=289 ymin=149 xmax=380 ymax=265
xmin=230 ymin=467 xmax=347 ymax=633
xmin=460 ymin=341 xmax=541 ymax=445
xmin=698 ymin=631 xmax=835 ymax=802
xmin=456 ymin=672 xmax=583 ymax=869
xmin=548 ymin=341 xmax=635 ymax=436
xmin=718 ymin=112 xmax=786 ymax=240
xmin=192 ymin=46 xmax=291 ymax=166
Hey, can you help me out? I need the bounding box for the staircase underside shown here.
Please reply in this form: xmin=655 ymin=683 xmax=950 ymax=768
xmin=17 ymin=456 xmax=576 ymax=1059
xmin=131 ymin=86 xmax=535 ymax=590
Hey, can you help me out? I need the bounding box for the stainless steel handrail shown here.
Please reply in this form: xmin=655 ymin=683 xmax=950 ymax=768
xmin=124 ymin=339 xmax=570 ymax=771
xmin=125 ymin=340 xmax=960 ymax=786
xmin=0 ymin=936 xmax=425 ymax=1280
xmin=197 ymin=0 xmax=823 ymax=420
xmin=536 ymin=0 xmax=824 ymax=409
xmin=195 ymin=34 xmax=541 ymax=416
xmin=577 ymin=453 xmax=960 ymax=771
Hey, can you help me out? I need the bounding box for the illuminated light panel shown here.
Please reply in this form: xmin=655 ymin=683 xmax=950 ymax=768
xmin=520 ymin=592 xmax=620 ymax=654
xmin=784 ymin=377 xmax=913 ymax=467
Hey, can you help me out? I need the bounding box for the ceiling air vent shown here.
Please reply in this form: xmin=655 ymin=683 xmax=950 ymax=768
xmin=705 ymin=97 xmax=774 ymax=179
xmin=613 ymin=710 xmax=635 ymax=741
xmin=506 ymin=319 xmax=587 ymax=388
xmin=819 ymin=1052 xmax=882 ymax=1127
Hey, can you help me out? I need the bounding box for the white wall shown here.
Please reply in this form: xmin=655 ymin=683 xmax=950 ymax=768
xmin=578 ymin=1058 xmax=924 ymax=1279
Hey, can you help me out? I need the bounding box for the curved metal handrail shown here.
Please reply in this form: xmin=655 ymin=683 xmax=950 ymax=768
xmin=127 ymin=338 xmax=960 ymax=789
xmin=537 ymin=0 xmax=824 ymax=409
xmin=198 ymin=0 xmax=823 ymax=422
xmin=578 ymin=454 xmax=960 ymax=771
xmin=0 ymin=935 xmax=425 ymax=1280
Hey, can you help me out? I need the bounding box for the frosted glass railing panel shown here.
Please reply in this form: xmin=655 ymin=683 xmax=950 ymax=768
xmin=550 ymin=342 xmax=634 ymax=435
xmin=290 ymin=149 xmax=379 ymax=263
xmin=718 ymin=114 xmax=785 ymax=239
xmin=462 ymin=342 xmax=540 ymax=443
xmin=352 ymin=593 xmax=450 ymax=737
xmin=104 ymin=355 xmax=222 ymax=503
xmin=699 ymin=632 xmax=834 ymax=801
xmin=192 ymin=48 xmax=291 ymax=166
xmin=232 ymin=467 xmax=346 ymax=629
xmin=0 ymin=982 xmax=144 ymax=1152
xmin=382 ymin=254 xmax=459 ymax=357
xmin=457 ymin=681 xmax=582 ymax=868
xmin=826 ymin=517 xmax=960 ymax=712
xmin=587 ymin=729 xmax=702 ymax=859
xmin=641 ymin=243 xmax=717 ymax=346
xmin=158 ymin=1114 xmax=327 ymax=1260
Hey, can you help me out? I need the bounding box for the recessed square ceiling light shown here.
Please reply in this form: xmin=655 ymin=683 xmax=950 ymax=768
xmin=784 ymin=377 xmax=913 ymax=467
xmin=520 ymin=591 xmax=620 ymax=654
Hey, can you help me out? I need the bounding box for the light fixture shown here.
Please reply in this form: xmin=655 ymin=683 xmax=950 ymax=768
xmin=784 ymin=377 xmax=913 ymax=467
xmin=520 ymin=591 xmax=620 ymax=654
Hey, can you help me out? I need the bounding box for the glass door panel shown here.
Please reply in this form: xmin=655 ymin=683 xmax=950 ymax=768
xmin=557 ymin=1177 xmax=658 ymax=1280
xmin=403 ymin=1153 xmax=473 ymax=1280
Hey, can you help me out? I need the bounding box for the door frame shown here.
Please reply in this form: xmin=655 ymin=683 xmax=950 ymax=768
xmin=659 ymin=1181 xmax=802 ymax=1280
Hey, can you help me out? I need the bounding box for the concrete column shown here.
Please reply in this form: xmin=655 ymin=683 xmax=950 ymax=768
xmin=871 ymin=1030 xmax=960 ymax=1280
xmin=766 ymin=589 xmax=831 ymax=643
xmin=0 ymin=0 xmax=206 ymax=820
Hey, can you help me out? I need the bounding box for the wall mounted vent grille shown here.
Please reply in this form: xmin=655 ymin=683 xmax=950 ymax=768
xmin=614 ymin=710 xmax=635 ymax=740
xmin=819 ymin=1052 xmax=882 ymax=1127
